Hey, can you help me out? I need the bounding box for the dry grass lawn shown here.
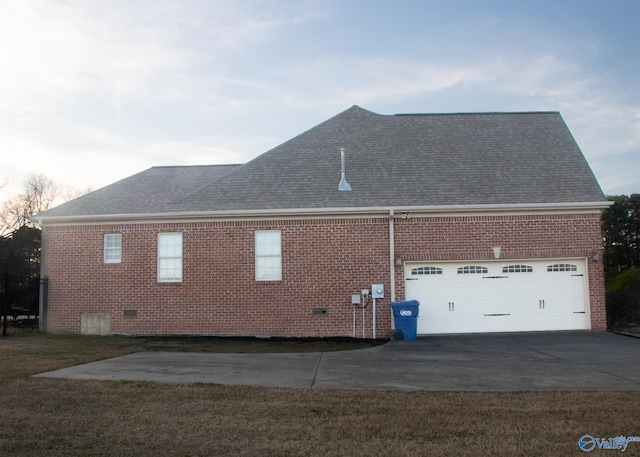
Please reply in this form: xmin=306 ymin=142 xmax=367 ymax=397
xmin=1 ymin=330 xmax=639 ymax=457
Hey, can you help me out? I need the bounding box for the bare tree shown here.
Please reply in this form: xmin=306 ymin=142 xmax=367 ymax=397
xmin=60 ymin=185 xmax=93 ymax=202
xmin=1 ymin=174 xmax=58 ymax=236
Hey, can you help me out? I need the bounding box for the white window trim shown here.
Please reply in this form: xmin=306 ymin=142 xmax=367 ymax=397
xmin=104 ymin=233 xmax=122 ymax=264
xmin=502 ymin=264 xmax=533 ymax=273
xmin=547 ymin=263 xmax=578 ymax=272
xmin=411 ymin=266 xmax=443 ymax=275
xmin=158 ymin=232 xmax=183 ymax=283
xmin=255 ymin=230 xmax=282 ymax=281
xmin=457 ymin=265 xmax=488 ymax=274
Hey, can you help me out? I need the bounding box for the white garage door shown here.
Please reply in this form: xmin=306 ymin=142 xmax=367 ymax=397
xmin=404 ymin=260 xmax=588 ymax=334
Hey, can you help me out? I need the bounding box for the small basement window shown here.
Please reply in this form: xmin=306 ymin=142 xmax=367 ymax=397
xmin=457 ymin=266 xmax=488 ymax=274
xmin=547 ymin=263 xmax=577 ymax=272
xmin=502 ymin=265 xmax=533 ymax=273
xmin=411 ymin=266 xmax=443 ymax=275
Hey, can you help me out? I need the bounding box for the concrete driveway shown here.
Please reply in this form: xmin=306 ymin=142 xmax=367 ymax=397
xmin=35 ymin=331 xmax=640 ymax=391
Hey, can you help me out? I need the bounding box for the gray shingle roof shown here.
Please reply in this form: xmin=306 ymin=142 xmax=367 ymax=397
xmin=37 ymin=164 xmax=240 ymax=218
xmin=37 ymin=105 xmax=607 ymax=220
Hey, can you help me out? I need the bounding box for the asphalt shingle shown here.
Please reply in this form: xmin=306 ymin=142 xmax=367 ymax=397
xmin=37 ymin=105 xmax=607 ymax=220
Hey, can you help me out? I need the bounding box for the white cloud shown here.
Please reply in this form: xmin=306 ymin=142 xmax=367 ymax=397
xmin=0 ymin=0 xmax=324 ymax=115
xmin=0 ymin=0 xmax=324 ymax=199
xmin=0 ymin=2 xmax=86 ymax=116
xmin=137 ymin=138 xmax=266 ymax=167
xmin=1 ymin=0 xmax=638 ymax=204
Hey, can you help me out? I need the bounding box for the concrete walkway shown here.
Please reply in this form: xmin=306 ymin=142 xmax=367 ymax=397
xmin=34 ymin=331 xmax=640 ymax=391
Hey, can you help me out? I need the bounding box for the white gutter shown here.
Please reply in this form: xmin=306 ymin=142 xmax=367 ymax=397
xmin=35 ymin=201 xmax=613 ymax=225
xmin=389 ymin=209 xmax=396 ymax=303
xmin=37 ymin=218 xmax=47 ymax=331
xmin=389 ymin=209 xmax=396 ymax=334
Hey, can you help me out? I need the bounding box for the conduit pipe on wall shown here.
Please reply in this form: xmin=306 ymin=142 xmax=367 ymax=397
xmin=389 ymin=209 xmax=396 ymax=330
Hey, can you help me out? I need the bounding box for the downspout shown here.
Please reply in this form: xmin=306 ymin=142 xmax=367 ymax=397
xmin=389 ymin=210 xmax=396 ymax=330
xmin=38 ymin=220 xmax=47 ymax=331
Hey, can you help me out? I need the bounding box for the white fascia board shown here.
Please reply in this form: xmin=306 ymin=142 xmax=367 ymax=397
xmin=35 ymin=201 xmax=612 ymax=226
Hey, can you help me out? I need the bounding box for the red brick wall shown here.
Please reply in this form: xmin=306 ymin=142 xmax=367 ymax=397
xmin=44 ymin=218 xmax=391 ymax=337
xmin=393 ymin=212 xmax=606 ymax=331
xmin=43 ymin=211 xmax=606 ymax=337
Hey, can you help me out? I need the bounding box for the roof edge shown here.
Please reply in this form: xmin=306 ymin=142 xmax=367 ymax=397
xmin=35 ymin=201 xmax=612 ymax=225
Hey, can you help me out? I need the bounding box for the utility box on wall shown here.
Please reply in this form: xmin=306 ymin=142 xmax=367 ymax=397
xmin=372 ymin=284 xmax=384 ymax=299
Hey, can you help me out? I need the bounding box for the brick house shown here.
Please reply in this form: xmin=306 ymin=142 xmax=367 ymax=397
xmin=35 ymin=106 xmax=610 ymax=337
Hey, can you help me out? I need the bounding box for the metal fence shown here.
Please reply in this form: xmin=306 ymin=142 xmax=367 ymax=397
xmin=1 ymin=273 xmax=47 ymax=336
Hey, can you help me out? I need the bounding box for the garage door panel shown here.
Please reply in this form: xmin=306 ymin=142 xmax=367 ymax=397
xmin=543 ymin=276 xmax=586 ymax=314
xmin=477 ymin=315 xmax=517 ymax=333
xmin=405 ymin=259 xmax=588 ymax=334
xmin=418 ymin=315 xmax=475 ymax=334
xmin=417 ymin=309 xmax=475 ymax=334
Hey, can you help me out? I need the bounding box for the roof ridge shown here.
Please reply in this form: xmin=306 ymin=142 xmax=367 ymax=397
xmin=395 ymin=111 xmax=560 ymax=116
xmin=35 ymin=105 xmax=606 ymax=220
xmin=151 ymin=163 xmax=243 ymax=169
xmin=167 ymin=105 xmax=381 ymax=207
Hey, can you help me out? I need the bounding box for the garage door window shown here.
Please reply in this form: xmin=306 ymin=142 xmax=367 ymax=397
xmin=411 ymin=266 xmax=443 ymax=275
xmin=547 ymin=263 xmax=577 ymax=272
xmin=457 ymin=266 xmax=488 ymax=274
xmin=502 ymin=265 xmax=533 ymax=273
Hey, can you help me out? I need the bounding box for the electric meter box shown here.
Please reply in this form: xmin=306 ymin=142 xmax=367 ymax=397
xmin=372 ymin=284 xmax=384 ymax=299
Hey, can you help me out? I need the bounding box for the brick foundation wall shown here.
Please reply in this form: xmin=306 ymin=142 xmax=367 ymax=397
xmin=43 ymin=211 xmax=606 ymax=337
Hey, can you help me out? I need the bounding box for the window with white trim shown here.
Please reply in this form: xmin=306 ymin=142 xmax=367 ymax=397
xmin=104 ymin=234 xmax=122 ymax=264
xmin=158 ymin=233 xmax=182 ymax=282
xmin=457 ymin=266 xmax=488 ymax=274
xmin=502 ymin=265 xmax=533 ymax=273
xmin=411 ymin=266 xmax=443 ymax=275
xmin=255 ymin=230 xmax=281 ymax=281
xmin=547 ymin=263 xmax=577 ymax=272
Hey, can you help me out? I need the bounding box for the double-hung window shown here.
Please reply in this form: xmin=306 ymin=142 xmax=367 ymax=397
xmin=255 ymin=230 xmax=281 ymax=281
xmin=104 ymin=234 xmax=122 ymax=264
xmin=158 ymin=233 xmax=182 ymax=282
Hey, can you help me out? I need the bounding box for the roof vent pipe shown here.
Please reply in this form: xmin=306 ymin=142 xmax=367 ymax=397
xmin=338 ymin=148 xmax=352 ymax=191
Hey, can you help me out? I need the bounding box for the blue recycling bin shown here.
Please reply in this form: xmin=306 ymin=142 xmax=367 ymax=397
xmin=390 ymin=300 xmax=419 ymax=340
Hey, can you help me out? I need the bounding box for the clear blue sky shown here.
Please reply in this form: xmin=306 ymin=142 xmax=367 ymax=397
xmin=1 ymin=0 xmax=639 ymax=202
